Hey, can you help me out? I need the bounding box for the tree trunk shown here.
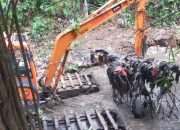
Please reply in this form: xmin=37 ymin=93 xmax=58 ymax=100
xmin=80 ymin=0 xmax=88 ymax=18
xmin=0 ymin=24 xmax=28 ymax=130
xmin=0 ymin=115 xmax=6 ymax=130
xmin=83 ymin=0 xmax=88 ymax=18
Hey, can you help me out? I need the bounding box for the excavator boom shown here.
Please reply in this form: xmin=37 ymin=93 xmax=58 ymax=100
xmin=44 ymin=0 xmax=148 ymax=91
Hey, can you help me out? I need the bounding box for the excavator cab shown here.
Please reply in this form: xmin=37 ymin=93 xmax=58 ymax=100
xmin=8 ymin=33 xmax=39 ymax=101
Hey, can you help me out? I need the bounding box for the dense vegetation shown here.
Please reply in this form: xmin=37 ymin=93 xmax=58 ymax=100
xmin=1 ymin=0 xmax=179 ymax=40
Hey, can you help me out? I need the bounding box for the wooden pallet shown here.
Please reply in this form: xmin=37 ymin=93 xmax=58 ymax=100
xmin=31 ymin=109 xmax=126 ymax=130
xmin=56 ymin=72 xmax=99 ymax=98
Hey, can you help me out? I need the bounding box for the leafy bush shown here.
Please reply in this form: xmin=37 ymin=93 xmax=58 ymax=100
xmin=17 ymin=1 xmax=36 ymax=25
xmin=30 ymin=17 xmax=52 ymax=40
xmin=147 ymin=0 xmax=179 ymax=26
xmin=124 ymin=0 xmax=179 ymax=26
xmin=39 ymin=0 xmax=63 ymax=16
xmin=39 ymin=0 xmax=82 ymax=20
xmin=2 ymin=0 xmax=178 ymax=42
xmin=88 ymin=0 xmax=109 ymax=13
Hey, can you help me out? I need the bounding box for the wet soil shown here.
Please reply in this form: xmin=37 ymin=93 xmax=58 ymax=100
xmin=45 ymin=65 xmax=180 ymax=130
xmin=39 ymin=22 xmax=180 ymax=129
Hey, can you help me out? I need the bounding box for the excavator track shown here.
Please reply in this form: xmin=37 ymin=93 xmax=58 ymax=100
xmin=56 ymin=72 xmax=99 ymax=98
xmin=30 ymin=108 xmax=126 ymax=130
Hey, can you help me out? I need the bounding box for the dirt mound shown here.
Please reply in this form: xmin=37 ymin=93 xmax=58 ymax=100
xmin=147 ymin=27 xmax=180 ymax=47
xmin=76 ymin=22 xmax=134 ymax=55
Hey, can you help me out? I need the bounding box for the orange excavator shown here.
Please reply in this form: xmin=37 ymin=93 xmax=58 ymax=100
xmin=10 ymin=0 xmax=149 ymax=101
xmin=44 ymin=0 xmax=149 ymax=92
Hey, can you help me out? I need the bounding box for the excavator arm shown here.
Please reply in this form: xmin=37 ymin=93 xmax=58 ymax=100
xmin=44 ymin=0 xmax=148 ymax=91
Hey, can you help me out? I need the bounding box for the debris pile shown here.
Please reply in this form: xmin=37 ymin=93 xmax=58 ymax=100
xmin=147 ymin=28 xmax=180 ymax=48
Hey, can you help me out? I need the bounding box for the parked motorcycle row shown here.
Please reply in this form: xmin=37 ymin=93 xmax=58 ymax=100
xmin=92 ymin=49 xmax=180 ymax=119
xmin=107 ymin=55 xmax=180 ymax=118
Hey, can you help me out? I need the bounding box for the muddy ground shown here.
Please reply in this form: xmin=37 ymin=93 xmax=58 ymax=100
xmin=39 ymin=22 xmax=180 ymax=130
xmin=52 ymin=66 xmax=180 ymax=130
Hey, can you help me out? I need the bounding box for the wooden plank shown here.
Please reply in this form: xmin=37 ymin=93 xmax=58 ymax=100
xmin=65 ymin=115 xmax=71 ymax=130
xmin=83 ymin=73 xmax=92 ymax=86
xmin=42 ymin=120 xmax=48 ymax=130
xmin=95 ymin=109 xmax=108 ymax=130
xmin=105 ymin=110 xmax=118 ymax=130
xmin=61 ymin=76 xmax=66 ymax=89
xmin=29 ymin=118 xmax=36 ymax=130
xmin=67 ymin=73 xmax=74 ymax=88
xmin=75 ymin=113 xmax=83 ymax=130
xmin=71 ymin=74 xmax=77 ymax=80
xmin=54 ymin=116 xmax=59 ymax=130
xmin=75 ymin=72 xmax=83 ymax=87
xmin=85 ymin=111 xmax=96 ymax=130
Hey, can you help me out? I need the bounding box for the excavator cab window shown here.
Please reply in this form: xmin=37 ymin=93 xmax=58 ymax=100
xmin=8 ymin=33 xmax=33 ymax=78
xmin=11 ymin=33 xmax=27 ymax=42
xmin=12 ymin=49 xmax=33 ymax=78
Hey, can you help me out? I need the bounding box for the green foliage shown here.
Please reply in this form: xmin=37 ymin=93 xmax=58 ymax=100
xmin=47 ymin=40 xmax=54 ymax=49
xmin=70 ymin=21 xmax=81 ymax=32
xmin=31 ymin=0 xmax=84 ymax=40
xmin=39 ymin=0 xmax=63 ymax=16
xmin=62 ymin=0 xmax=75 ymax=18
xmin=17 ymin=1 xmax=36 ymax=25
xmin=147 ymin=0 xmax=179 ymax=26
xmin=124 ymin=8 xmax=135 ymax=26
xmin=66 ymin=62 xmax=79 ymax=71
xmin=88 ymin=0 xmax=109 ymax=13
xmin=39 ymin=0 xmax=83 ymax=20
xmin=36 ymin=50 xmax=49 ymax=57
xmin=156 ymin=76 xmax=172 ymax=92
xmin=2 ymin=0 xmax=178 ymax=44
xmin=30 ymin=17 xmax=52 ymax=40
xmin=125 ymin=0 xmax=179 ymax=26
xmin=88 ymin=0 xmax=108 ymax=6
xmin=1 ymin=0 xmax=8 ymax=8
